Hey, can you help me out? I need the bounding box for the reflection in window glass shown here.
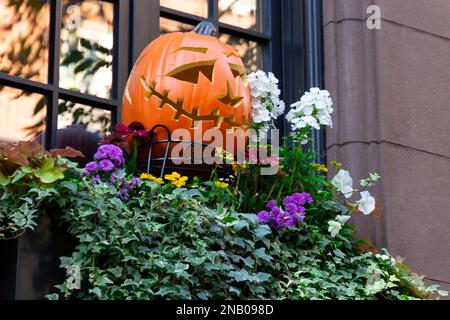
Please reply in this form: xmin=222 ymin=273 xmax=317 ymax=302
xmin=160 ymin=18 xmax=194 ymax=35
xmin=0 ymin=0 xmax=49 ymax=83
xmin=60 ymin=0 xmax=113 ymax=98
xmin=160 ymin=0 xmax=207 ymax=18
xmin=219 ymin=0 xmax=261 ymax=32
xmin=0 ymin=86 xmax=46 ymax=142
xmin=58 ymin=100 xmax=111 ymax=138
xmin=220 ymin=34 xmax=262 ymax=72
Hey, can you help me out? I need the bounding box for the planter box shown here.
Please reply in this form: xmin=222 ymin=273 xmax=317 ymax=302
xmin=0 ymin=215 xmax=74 ymax=300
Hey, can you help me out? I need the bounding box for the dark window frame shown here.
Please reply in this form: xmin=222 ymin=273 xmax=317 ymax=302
xmin=0 ymin=0 xmax=131 ymax=149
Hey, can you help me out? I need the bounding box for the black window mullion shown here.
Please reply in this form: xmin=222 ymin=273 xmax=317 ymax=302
xmin=59 ymin=88 xmax=118 ymax=111
xmin=113 ymin=0 xmax=131 ymax=126
xmin=0 ymin=73 xmax=52 ymax=96
xmin=47 ymin=0 xmax=62 ymax=149
xmin=208 ymin=0 xmax=218 ymax=27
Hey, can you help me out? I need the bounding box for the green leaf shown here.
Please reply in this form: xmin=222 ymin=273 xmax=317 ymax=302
xmin=253 ymin=248 xmax=273 ymax=262
xmin=233 ymin=220 xmax=249 ymax=232
xmin=0 ymin=170 xmax=11 ymax=186
xmin=89 ymin=287 xmax=102 ymax=299
xmin=35 ymin=158 xmax=65 ymax=184
xmin=45 ymin=293 xmax=59 ymax=300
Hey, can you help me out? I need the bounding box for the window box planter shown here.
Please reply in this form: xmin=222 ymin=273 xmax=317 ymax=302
xmin=0 ymin=215 xmax=73 ymax=300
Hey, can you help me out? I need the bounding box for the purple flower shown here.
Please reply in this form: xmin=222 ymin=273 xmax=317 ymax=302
xmin=275 ymin=212 xmax=296 ymax=229
xmin=92 ymin=175 xmax=101 ymax=184
xmin=284 ymin=203 xmax=297 ymax=213
xmin=304 ymin=193 xmax=314 ymax=204
xmin=296 ymin=210 xmax=306 ymax=223
xmin=266 ymin=200 xmax=278 ymax=211
xmin=82 ymin=169 xmax=90 ymax=177
xmin=98 ymin=159 xmax=115 ymax=172
xmin=85 ymin=161 xmax=99 ymax=172
xmin=257 ymin=210 xmax=271 ymax=224
xmin=94 ymin=145 xmax=125 ymax=167
xmin=94 ymin=149 xmax=107 ymax=160
xmin=257 ymin=193 xmax=313 ymax=229
xmin=126 ymin=177 xmax=140 ymax=188
xmin=118 ymin=188 xmax=129 ymax=201
xmin=110 ymin=175 xmax=124 ymax=186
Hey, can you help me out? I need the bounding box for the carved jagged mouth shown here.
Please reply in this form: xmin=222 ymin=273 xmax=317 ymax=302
xmin=217 ymin=81 xmax=244 ymax=108
xmin=228 ymin=63 xmax=248 ymax=85
xmin=166 ymin=60 xmax=216 ymax=84
xmin=140 ymin=77 xmax=248 ymax=129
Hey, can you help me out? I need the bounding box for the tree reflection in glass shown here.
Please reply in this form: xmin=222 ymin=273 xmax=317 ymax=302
xmin=59 ymin=0 xmax=113 ymax=98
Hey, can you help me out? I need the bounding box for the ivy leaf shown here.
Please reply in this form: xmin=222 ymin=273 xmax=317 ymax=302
xmin=253 ymin=248 xmax=273 ymax=262
xmin=233 ymin=220 xmax=249 ymax=232
xmin=89 ymin=287 xmax=102 ymax=299
xmin=0 ymin=170 xmax=11 ymax=186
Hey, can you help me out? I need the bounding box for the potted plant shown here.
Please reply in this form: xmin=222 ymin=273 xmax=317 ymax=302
xmin=0 ymin=141 xmax=82 ymax=299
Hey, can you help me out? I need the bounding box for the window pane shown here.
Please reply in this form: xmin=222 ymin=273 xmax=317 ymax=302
xmin=160 ymin=18 xmax=194 ymax=34
xmin=161 ymin=0 xmax=207 ymax=18
xmin=0 ymin=0 xmax=49 ymax=83
xmin=58 ymin=100 xmax=111 ymax=138
xmin=0 ymin=86 xmax=46 ymax=142
xmin=220 ymin=34 xmax=262 ymax=72
xmin=219 ymin=0 xmax=262 ymax=32
xmin=60 ymin=0 xmax=114 ymax=98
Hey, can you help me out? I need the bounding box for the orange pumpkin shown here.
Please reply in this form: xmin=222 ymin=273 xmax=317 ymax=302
xmin=122 ymin=21 xmax=252 ymax=155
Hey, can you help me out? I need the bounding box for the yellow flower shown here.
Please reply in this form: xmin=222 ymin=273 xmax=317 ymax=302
xmin=312 ymin=163 xmax=328 ymax=173
xmin=165 ymin=172 xmax=188 ymax=188
xmin=214 ymin=181 xmax=229 ymax=189
xmin=140 ymin=173 xmax=164 ymax=184
xmin=215 ymin=147 xmax=234 ymax=162
xmin=232 ymin=161 xmax=248 ymax=173
xmin=330 ymin=161 xmax=343 ymax=169
xmin=164 ymin=172 xmax=181 ymax=181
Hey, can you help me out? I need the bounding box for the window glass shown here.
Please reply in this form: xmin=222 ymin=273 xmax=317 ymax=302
xmin=160 ymin=18 xmax=195 ymax=34
xmin=0 ymin=86 xmax=46 ymax=142
xmin=60 ymin=0 xmax=114 ymax=98
xmin=220 ymin=34 xmax=262 ymax=72
xmin=161 ymin=0 xmax=207 ymax=18
xmin=219 ymin=0 xmax=262 ymax=32
xmin=58 ymin=100 xmax=111 ymax=138
xmin=0 ymin=0 xmax=49 ymax=83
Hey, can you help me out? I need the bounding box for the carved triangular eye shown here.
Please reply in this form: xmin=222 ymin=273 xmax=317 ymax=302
xmin=228 ymin=63 xmax=246 ymax=78
xmin=224 ymin=51 xmax=239 ymax=58
xmin=173 ymin=47 xmax=209 ymax=54
xmin=166 ymin=60 xmax=216 ymax=84
xmin=217 ymin=81 xmax=243 ymax=108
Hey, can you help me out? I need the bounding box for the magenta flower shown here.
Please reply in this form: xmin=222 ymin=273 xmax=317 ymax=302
xmin=85 ymin=161 xmax=99 ymax=172
xmin=257 ymin=210 xmax=271 ymax=224
xmin=98 ymin=159 xmax=115 ymax=172
xmin=257 ymin=193 xmax=313 ymax=229
xmin=91 ymin=175 xmax=101 ymax=184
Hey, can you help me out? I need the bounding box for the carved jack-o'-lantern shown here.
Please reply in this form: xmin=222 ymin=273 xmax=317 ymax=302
xmin=122 ymin=21 xmax=252 ymax=153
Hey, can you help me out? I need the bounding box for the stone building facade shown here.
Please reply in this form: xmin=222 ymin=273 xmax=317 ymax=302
xmin=323 ymin=0 xmax=450 ymax=292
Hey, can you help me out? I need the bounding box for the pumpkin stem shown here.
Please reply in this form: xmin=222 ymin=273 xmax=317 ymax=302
xmin=192 ymin=21 xmax=218 ymax=37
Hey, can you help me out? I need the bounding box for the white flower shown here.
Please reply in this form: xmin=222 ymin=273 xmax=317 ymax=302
xmin=336 ymin=215 xmax=352 ymax=224
xmin=248 ymin=71 xmax=285 ymax=126
xmin=331 ymin=169 xmax=354 ymax=198
xmin=328 ymin=221 xmax=342 ymax=238
xmin=286 ymin=87 xmax=334 ymax=133
xmin=356 ymin=191 xmax=376 ymax=215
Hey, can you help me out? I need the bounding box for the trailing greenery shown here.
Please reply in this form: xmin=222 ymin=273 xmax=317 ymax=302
xmin=46 ymin=168 xmax=443 ymax=300
xmin=0 ymin=141 xmax=82 ymax=239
